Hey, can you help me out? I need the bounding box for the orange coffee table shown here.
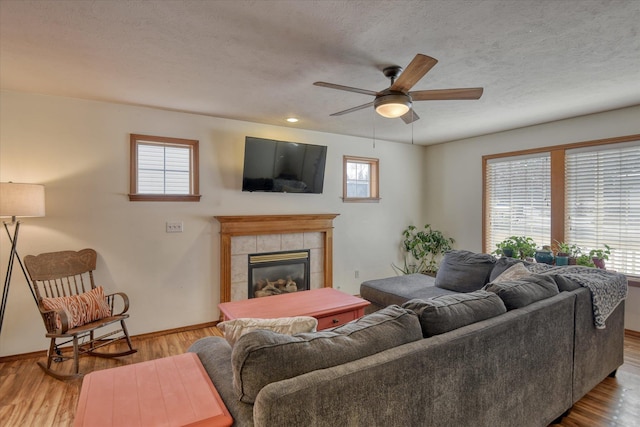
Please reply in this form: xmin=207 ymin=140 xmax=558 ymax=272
xmin=74 ymin=353 xmax=232 ymax=427
xmin=218 ymin=287 xmax=370 ymax=330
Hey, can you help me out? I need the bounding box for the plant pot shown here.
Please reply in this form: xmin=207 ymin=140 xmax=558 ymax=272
xmin=592 ymin=257 xmax=606 ymax=269
xmin=502 ymin=248 xmax=514 ymax=258
xmin=555 ymin=255 xmax=569 ymax=266
xmin=568 ymin=257 xmax=577 ymax=265
xmin=535 ymin=250 xmax=554 ymax=265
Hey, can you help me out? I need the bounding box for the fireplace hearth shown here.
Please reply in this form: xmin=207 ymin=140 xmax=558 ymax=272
xmin=248 ymin=250 xmax=310 ymax=298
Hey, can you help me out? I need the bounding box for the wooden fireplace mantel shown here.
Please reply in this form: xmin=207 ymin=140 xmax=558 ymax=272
xmin=214 ymin=214 xmax=339 ymax=304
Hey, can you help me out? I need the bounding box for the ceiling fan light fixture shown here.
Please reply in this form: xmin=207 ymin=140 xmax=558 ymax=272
xmin=374 ymin=93 xmax=412 ymax=118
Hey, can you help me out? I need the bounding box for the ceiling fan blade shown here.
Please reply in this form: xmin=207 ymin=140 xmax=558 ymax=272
xmin=329 ymin=102 xmax=374 ymax=116
xmin=390 ymin=54 xmax=438 ymax=93
xmin=410 ymin=87 xmax=484 ymax=101
xmin=401 ymin=109 xmax=420 ymax=124
xmin=314 ymin=81 xmax=378 ymax=96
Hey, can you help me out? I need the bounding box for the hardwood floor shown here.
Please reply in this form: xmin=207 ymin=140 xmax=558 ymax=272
xmin=1 ymin=328 xmax=639 ymax=426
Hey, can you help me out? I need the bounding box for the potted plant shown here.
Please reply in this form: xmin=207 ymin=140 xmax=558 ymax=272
xmin=494 ymin=236 xmax=537 ymax=260
xmin=392 ymin=224 xmax=455 ymax=275
xmin=557 ymin=242 xmax=582 ymax=265
xmin=554 ymin=241 xmax=572 ymax=266
xmin=515 ymin=236 xmax=537 ymax=261
xmin=576 ymin=253 xmax=596 ymax=267
xmin=494 ymin=237 xmax=518 ymax=258
xmin=534 ymin=245 xmax=555 ymax=265
xmin=589 ymin=244 xmax=611 ymax=269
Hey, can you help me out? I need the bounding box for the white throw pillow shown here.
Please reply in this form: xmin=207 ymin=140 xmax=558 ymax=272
xmin=218 ymin=316 xmax=318 ymax=346
xmin=492 ymin=262 xmax=531 ymax=283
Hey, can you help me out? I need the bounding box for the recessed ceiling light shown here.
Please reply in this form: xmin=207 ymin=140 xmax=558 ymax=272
xmin=286 ymin=117 xmax=299 ymax=123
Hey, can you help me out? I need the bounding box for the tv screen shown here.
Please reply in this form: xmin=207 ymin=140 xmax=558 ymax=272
xmin=242 ymin=137 xmax=327 ymax=193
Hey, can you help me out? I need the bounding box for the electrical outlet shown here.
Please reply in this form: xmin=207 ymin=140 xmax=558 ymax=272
xmin=166 ymin=221 xmax=183 ymax=233
xmin=355 ymin=270 xmax=359 ymax=279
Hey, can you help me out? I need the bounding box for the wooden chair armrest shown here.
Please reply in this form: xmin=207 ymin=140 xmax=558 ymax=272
xmin=106 ymin=292 xmax=130 ymax=315
xmin=39 ymin=305 xmax=69 ymax=334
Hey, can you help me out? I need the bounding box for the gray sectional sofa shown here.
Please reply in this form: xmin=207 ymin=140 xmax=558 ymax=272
xmin=188 ymin=251 xmax=627 ymax=427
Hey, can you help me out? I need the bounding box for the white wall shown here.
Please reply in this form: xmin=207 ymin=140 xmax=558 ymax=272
xmin=423 ymin=105 xmax=640 ymax=331
xmin=0 ymin=91 xmax=426 ymax=356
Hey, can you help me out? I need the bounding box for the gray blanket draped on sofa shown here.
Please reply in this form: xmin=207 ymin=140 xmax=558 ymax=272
xmin=526 ymin=264 xmax=627 ymax=328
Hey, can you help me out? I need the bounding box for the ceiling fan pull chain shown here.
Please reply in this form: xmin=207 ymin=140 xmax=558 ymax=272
xmin=371 ymin=111 xmax=376 ymax=149
xmin=411 ymin=112 xmax=414 ymax=145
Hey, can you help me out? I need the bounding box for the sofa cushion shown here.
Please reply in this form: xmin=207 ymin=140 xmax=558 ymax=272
xmin=217 ymin=316 xmax=318 ymax=346
xmin=231 ymin=305 xmax=422 ymax=404
xmin=435 ymin=250 xmax=496 ymax=292
xmin=550 ymin=274 xmax=582 ymax=292
xmin=360 ymin=273 xmax=456 ymax=309
xmin=492 ymin=262 xmax=531 ymax=283
xmin=489 ymin=257 xmax=529 ymax=282
xmin=402 ymin=290 xmax=507 ymax=337
xmin=484 ymin=274 xmax=559 ymax=310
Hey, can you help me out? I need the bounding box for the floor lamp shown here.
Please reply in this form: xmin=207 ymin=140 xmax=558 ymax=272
xmin=0 ymin=182 xmax=45 ymax=336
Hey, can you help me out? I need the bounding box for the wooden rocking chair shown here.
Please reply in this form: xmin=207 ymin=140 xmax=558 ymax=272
xmin=24 ymin=248 xmax=136 ymax=380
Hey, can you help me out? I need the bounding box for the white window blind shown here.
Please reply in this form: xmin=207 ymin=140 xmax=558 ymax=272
xmin=137 ymin=143 xmax=191 ymax=194
xmin=565 ymin=141 xmax=640 ymax=275
xmin=346 ymin=161 xmax=371 ymax=198
xmin=486 ymin=153 xmax=551 ymax=252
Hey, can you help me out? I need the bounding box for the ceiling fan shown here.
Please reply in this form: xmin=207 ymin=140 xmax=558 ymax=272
xmin=314 ymin=54 xmax=483 ymax=124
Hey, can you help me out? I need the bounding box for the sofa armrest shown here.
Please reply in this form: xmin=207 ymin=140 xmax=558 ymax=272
xmin=188 ymin=337 xmax=254 ymax=426
xmin=571 ymin=287 xmax=625 ymax=402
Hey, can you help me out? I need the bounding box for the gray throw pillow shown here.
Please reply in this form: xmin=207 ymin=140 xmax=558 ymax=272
xmin=435 ymin=250 xmax=497 ymax=292
xmin=231 ymin=305 xmax=423 ymax=403
xmin=483 ymin=274 xmax=559 ymax=310
xmin=402 ymin=290 xmax=507 ymax=337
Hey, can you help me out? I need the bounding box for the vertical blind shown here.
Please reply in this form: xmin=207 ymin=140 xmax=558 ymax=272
xmin=137 ymin=143 xmax=191 ymax=194
xmin=565 ymin=141 xmax=640 ymax=275
xmin=486 ymin=153 xmax=551 ymax=252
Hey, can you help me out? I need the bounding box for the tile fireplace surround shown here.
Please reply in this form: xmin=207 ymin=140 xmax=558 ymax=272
xmin=214 ymin=214 xmax=339 ymax=305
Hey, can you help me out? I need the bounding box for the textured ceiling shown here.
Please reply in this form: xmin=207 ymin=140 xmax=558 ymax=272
xmin=1 ymin=0 xmax=639 ymax=145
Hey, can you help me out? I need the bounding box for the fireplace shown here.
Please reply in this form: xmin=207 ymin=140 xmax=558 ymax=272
xmin=248 ymin=250 xmax=310 ymax=298
xmin=214 ymin=214 xmax=339 ymax=304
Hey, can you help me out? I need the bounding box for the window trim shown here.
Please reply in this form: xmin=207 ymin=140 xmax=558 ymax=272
xmin=342 ymin=155 xmax=380 ymax=203
xmin=129 ymin=134 xmax=201 ymax=202
xmin=482 ymin=133 xmax=640 ymax=287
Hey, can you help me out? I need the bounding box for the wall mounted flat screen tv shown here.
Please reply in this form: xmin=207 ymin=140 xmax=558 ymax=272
xmin=242 ymin=137 xmax=327 ymax=193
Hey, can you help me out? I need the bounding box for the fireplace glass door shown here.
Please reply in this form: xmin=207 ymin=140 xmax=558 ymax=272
xmin=248 ymin=250 xmax=310 ymax=298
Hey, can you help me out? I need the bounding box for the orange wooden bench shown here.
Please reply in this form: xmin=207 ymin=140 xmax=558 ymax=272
xmin=74 ymin=352 xmax=232 ymax=427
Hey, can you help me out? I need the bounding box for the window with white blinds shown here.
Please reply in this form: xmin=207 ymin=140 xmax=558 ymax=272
xmin=485 ymin=153 xmax=551 ymax=253
xmin=129 ymin=134 xmax=200 ymax=202
xmin=137 ymin=144 xmax=190 ymax=194
xmin=565 ymin=141 xmax=640 ymax=275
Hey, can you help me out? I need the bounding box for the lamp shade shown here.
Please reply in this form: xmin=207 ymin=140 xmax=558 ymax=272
xmin=0 ymin=182 xmax=45 ymax=218
xmin=374 ymin=93 xmax=412 ymax=118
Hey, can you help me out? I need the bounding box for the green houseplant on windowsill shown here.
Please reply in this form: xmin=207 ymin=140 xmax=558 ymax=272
xmin=589 ymin=244 xmax=611 ymax=269
xmin=392 ymin=224 xmax=455 ymax=276
xmin=494 ymin=238 xmax=518 ymax=258
xmin=554 ymin=241 xmax=581 ymax=265
xmin=576 ymin=254 xmax=596 ymax=268
xmin=494 ymin=236 xmax=537 ymax=260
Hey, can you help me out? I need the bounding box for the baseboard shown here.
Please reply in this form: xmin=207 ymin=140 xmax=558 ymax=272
xmin=130 ymin=321 xmax=218 ymax=341
xmin=625 ymin=328 xmax=640 ymax=339
xmin=0 ymin=321 xmax=219 ymax=363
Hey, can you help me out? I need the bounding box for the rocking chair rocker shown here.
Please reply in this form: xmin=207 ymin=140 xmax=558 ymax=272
xmin=24 ymin=248 xmax=136 ymax=380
